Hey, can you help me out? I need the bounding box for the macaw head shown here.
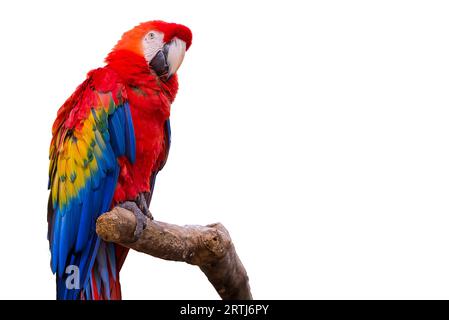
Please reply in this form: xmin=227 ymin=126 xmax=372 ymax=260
xmin=108 ymin=20 xmax=192 ymax=80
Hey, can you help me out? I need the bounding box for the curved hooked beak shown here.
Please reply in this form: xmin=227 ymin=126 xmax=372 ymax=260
xmin=149 ymin=37 xmax=186 ymax=80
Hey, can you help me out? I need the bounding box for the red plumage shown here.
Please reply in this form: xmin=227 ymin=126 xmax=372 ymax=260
xmin=106 ymin=21 xmax=190 ymax=203
xmin=106 ymin=50 xmax=178 ymax=203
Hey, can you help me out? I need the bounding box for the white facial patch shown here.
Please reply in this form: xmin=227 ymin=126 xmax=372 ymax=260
xmin=142 ymin=30 xmax=165 ymax=63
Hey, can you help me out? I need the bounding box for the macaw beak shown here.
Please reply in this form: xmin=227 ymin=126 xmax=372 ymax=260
xmin=149 ymin=37 xmax=186 ymax=80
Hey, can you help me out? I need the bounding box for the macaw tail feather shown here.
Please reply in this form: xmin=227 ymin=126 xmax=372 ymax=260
xmin=56 ymin=242 xmax=129 ymax=300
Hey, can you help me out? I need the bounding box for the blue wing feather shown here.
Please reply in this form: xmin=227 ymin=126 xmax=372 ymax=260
xmin=108 ymin=108 xmax=126 ymax=156
xmin=75 ymin=182 xmax=93 ymax=252
xmin=124 ymin=103 xmax=136 ymax=164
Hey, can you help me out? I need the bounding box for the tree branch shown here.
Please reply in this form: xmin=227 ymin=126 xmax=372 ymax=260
xmin=96 ymin=207 xmax=252 ymax=300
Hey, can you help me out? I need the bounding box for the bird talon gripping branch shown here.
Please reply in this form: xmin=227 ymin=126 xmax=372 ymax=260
xmin=118 ymin=201 xmax=147 ymax=241
xmin=137 ymin=193 xmax=152 ymax=220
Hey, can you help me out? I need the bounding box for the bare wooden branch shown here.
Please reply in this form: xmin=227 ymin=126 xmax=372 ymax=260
xmin=96 ymin=207 xmax=252 ymax=300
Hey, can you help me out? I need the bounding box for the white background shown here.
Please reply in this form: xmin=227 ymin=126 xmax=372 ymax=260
xmin=0 ymin=0 xmax=448 ymax=299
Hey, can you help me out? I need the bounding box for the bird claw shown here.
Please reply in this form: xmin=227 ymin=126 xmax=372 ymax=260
xmin=118 ymin=201 xmax=147 ymax=241
xmin=137 ymin=193 xmax=153 ymax=220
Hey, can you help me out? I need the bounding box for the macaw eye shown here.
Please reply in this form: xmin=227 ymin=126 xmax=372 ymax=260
xmin=149 ymin=32 xmax=155 ymax=39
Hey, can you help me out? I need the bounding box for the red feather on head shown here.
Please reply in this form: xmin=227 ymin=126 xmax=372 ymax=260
xmin=107 ymin=20 xmax=192 ymax=62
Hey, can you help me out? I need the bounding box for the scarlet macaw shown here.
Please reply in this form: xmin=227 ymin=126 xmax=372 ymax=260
xmin=47 ymin=20 xmax=192 ymax=300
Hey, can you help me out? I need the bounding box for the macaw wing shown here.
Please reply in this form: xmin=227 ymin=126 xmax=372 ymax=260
xmin=47 ymin=69 xmax=135 ymax=298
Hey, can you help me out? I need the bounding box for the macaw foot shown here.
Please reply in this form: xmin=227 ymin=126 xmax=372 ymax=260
xmin=118 ymin=201 xmax=148 ymax=241
xmin=136 ymin=193 xmax=153 ymax=220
